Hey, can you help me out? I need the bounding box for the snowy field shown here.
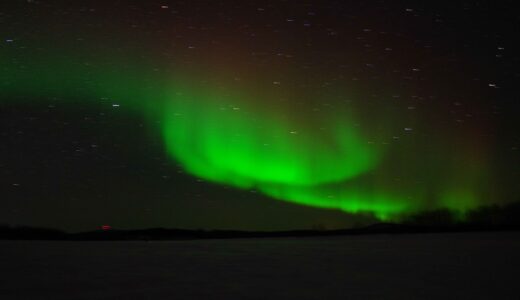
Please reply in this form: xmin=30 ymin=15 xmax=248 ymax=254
xmin=1 ymin=232 xmax=519 ymax=299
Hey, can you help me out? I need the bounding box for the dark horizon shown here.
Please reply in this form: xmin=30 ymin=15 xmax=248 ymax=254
xmin=2 ymin=200 xmax=519 ymax=237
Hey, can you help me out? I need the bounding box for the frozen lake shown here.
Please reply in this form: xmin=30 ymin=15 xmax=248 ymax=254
xmin=1 ymin=232 xmax=519 ymax=299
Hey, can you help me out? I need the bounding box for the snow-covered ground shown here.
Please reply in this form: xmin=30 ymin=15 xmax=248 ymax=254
xmin=1 ymin=232 xmax=519 ymax=299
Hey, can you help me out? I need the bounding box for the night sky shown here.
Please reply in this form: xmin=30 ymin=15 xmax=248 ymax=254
xmin=1 ymin=0 xmax=519 ymax=232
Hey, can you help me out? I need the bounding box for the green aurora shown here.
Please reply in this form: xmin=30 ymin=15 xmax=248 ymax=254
xmin=2 ymin=52 xmax=494 ymax=221
xmin=161 ymin=85 xmax=410 ymax=220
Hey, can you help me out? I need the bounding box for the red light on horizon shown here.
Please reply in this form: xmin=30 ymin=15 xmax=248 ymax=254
xmin=101 ymin=225 xmax=112 ymax=231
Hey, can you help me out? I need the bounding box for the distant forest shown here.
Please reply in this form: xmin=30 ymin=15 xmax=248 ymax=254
xmin=1 ymin=201 xmax=519 ymax=240
xmin=402 ymin=200 xmax=520 ymax=226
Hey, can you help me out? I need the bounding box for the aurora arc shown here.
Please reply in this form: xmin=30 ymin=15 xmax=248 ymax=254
xmin=161 ymin=86 xmax=410 ymax=219
xmin=2 ymin=54 xmax=487 ymax=220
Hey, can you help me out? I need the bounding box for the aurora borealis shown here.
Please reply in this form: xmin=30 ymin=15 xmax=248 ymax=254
xmin=1 ymin=1 xmax=519 ymax=231
xmin=161 ymin=85 xmax=391 ymax=216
